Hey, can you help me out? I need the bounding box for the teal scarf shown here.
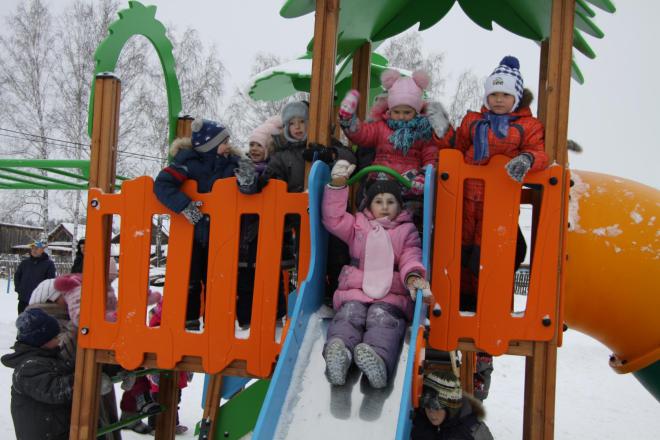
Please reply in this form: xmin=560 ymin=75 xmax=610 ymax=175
xmin=386 ymin=115 xmax=433 ymax=155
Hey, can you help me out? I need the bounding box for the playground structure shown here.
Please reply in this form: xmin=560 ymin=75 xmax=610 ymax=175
xmin=1 ymin=0 xmax=658 ymax=439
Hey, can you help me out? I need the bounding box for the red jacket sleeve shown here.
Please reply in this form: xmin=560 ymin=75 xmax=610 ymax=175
xmin=521 ymin=118 xmax=548 ymax=171
xmin=343 ymin=119 xmax=381 ymax=148
xmin=454 ymin=112 xmax=479 ymax=154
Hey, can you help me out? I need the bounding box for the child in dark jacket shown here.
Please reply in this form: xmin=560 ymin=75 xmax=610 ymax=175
xmin=236 ymin=103 xmax=357 ymax=313
xmin=154 ymin=118 xmax=240 ymax=329
xmin=1 ymin=309 xmax=75 ymax=440
xmin=411 ymin=371 xmax=494 ymax=440
xmin=321 ymin=162 xmax=433 ymax=389
xmin=454 ymin=56 xmax=548 ymax=312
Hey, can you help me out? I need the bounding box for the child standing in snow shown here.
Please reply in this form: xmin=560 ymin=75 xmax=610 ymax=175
xmin=454 ymin=56 xmax=548 ymax=312
xmin=1 ymin=309 xmax=75 ymax=440
xmin=321 ymin=161 xmax=432 ymax=388
xmin=154 ymin=118 xmax=240 ymax=329
xmin=337 ymin=69 xmax=452 ymax=200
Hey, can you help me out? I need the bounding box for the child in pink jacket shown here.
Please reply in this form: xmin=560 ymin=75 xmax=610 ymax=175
xmin=338 ymin=69 xmax=452 ymax=197
xmin=321 ymin=160 xmax=432 ymax=389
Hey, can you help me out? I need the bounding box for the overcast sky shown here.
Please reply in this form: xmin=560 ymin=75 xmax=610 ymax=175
xmin=1 ymin=0 xmax=657 ymax=189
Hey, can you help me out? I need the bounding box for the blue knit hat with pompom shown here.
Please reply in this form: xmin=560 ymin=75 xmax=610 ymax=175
xmin=16 ymin=308 xmax=60 ymax=347
xmin=191 ymin=118 xmax=230 ymax=153
xmin=484 ymin=56 xmax=524 ymax=111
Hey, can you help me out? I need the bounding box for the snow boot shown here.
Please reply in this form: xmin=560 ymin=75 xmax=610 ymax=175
xmin=120 ymin=412 xmax=153 ymax=434
xmin=354 ymin=343 xmax=387 ymax=389
xmin=324 ymin=338 xmax=352 ymax=386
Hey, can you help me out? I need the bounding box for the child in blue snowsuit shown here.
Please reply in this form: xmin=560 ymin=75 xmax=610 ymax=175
xmin=154 ymin=118 xmax=240 ymax=329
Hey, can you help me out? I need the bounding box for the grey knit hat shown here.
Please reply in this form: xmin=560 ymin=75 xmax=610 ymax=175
xmin=281 ymin=101 xmax=309 ymax=142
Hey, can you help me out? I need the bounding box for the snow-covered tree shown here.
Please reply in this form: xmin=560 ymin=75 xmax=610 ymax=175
xmin=225 ymin=52 xmax=308 ymax=150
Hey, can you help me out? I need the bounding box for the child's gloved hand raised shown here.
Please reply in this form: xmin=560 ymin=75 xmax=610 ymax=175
xmin=505 ymin=153 xmax=533 ymax=182
xmin=330 ymin=159 xmax=356 ymax=187
xmin=181 ymin=200 xmax=203 ymax=224
xmin=426 ymin=101 xmax=450 ymax=138
xmin=406 ymin=274 xmax=433 ymax=303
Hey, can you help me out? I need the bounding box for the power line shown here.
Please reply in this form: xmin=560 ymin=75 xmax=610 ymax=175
xmin=0 ymin=130 xmax=165 ymax=164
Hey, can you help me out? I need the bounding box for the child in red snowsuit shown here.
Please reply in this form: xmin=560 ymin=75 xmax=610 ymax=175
xmin=454 ymin=56 xmax=549 ymax=312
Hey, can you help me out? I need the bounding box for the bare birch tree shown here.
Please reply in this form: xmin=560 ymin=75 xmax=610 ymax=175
xmin=0 ymin=0 xmax=55 ymax=232
xmin=380 ymin=31 xmax=447 ymax=102
xmin=448 ymin=70 xmax=484 ymax=127
xmin=51 ymin=0 xmax=120 ymax=256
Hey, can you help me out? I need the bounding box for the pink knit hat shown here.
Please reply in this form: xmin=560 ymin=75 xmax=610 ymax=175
xmin=248 ymin=116 xmax=282 ymax=158
xmin=381 ymin=69 xmax=430 ymax=113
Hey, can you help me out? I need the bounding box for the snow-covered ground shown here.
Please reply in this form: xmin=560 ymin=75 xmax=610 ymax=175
xmin=0 ymin=278 xmax=657 ymax=439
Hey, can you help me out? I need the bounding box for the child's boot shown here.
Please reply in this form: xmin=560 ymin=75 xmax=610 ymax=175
xmin=354 ymin=343 xmax=387 ymax=389
xmin=324 ymin=338 xmax=352 ymax=386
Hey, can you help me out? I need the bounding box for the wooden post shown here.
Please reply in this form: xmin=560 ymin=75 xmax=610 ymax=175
xmin=351 ymin=42 xmax=372 ymax=121
xmin=70 ymin=74 xmax=121 ymax=440
xmin=348 ymin=41 xmax=371 ymax=209
xmin=524 ymin=1 xmax=575 ymax=439
xmin=201 ymin=374 xmax=224 ymax=436
xmin=176 ymin=115 xmax=194 ymax=139
xmin=459 ymin=351 xmax=475 ymax=394
xmin=305 ymin=0 xmax=340 ymax=188
xmin=154 ymin=372 xmax=179 ymax=440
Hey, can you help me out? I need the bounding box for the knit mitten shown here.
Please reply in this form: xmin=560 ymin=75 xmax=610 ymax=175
xmin=181 ymin=201 xmax=203 ymax=224
xmin=505 ymin=153 xmax=533 ymax=182
xmin=426 ymin=101 xmax=450 ymax=138
xmin=235 ymin=157 xmax=257 ymax=193
xmin=338 ymin=89 xmax=360 ymax=120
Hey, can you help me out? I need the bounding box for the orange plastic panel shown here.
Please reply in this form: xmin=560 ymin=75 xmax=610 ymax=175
xmin=78 ymin=176 xmax=309 ymax=377
xmin=428 ymin=150 xmax=567 ymax=355
xmin=411 ymin=325 xmax=426 ymax=408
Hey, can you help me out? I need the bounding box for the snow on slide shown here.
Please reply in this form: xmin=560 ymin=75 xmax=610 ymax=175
xmin=274 ymin=313 xmax=409 ymax=439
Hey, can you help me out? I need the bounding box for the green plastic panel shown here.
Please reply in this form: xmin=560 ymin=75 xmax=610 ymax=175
xmin=88 ymin=1 xmax=181 ymax=144
xmin=213 ymin=380 xmax=270 ymax=440
xmin=632 ymin=361 xmax=660 ymax=403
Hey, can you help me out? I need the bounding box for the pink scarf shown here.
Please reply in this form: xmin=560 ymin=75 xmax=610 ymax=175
xmin=362 ymin=219 xmax=394 ymax=299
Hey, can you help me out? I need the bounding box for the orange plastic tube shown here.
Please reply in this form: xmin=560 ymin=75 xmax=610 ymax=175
xmin=565 ymin=171 xmax=660 ymax=374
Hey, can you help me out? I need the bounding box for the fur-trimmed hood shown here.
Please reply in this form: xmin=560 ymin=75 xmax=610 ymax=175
xmin=169 ymin=136 xmax=244 ymax=159
xmin=519 ymin=88 xmax=534 ymax=109
xmin=169 ymin=137 xmax=192 ymax=156
xmin=464 ymin=393 xmax=487 ymax=420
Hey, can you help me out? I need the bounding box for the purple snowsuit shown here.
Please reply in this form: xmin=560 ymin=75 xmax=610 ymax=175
xmin=322 ymin=185 xmax=425 ymax=376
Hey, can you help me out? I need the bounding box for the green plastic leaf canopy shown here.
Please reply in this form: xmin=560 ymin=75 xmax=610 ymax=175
xmin=279 ymin=0 xmax=615 ymax=85
xmin=248 ymin=52 xmax=402 ymax=104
